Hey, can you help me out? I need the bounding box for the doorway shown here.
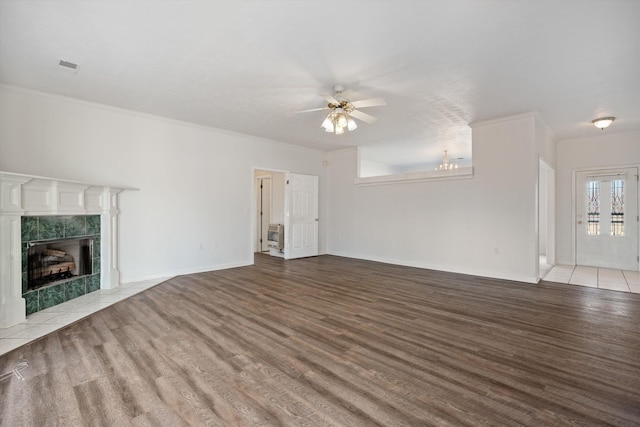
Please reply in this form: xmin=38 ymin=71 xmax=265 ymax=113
xmin=252 ymin=169 xmax=319 ymax=259
xmin=253 ymin=169 xmax=286 ymax=254
xmin=575 ymin=167 xmax=638 ymax=270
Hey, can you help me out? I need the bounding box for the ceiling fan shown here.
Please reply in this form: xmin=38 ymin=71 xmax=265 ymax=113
xmin=297 ymin=85 xmax=386 ymax=135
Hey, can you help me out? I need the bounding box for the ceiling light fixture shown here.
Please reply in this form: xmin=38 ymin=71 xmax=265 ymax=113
xmin=299 ymin=85 xmax=385 ymax=135
xmin=321 ymin=106 xmax=357 ymax=135
xmin=592 ymin=117 xmax=615 ymax=129
xmin=436 ymin=150 xmax=458 ymax=171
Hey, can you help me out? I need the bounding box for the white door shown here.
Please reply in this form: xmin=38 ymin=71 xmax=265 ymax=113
xmin=284 ymin=173 xmax=318 ymax=259
xmin=256 ymin=176 xmax=271 ymax=252
xmin=576 ymin=167 xmax=638 ymax=270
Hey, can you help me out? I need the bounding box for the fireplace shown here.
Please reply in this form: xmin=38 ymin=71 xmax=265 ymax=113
xmin=0 ymin=171 xmax=131 ymax=328
xmin=27 ymin=237 xmax=94 ymax=291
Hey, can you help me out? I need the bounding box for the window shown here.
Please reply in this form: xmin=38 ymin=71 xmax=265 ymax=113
xmin=587 ymin=181 xmax=600 ymax=235
xmin=610 ymin=179 xmax=624 ymax=236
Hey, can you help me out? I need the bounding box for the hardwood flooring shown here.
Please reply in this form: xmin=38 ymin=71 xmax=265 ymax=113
xmin=1 ymin=254 xmax=639 ymax=426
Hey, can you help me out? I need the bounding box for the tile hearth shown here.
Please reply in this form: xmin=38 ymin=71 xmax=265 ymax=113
xmin=0 ymin=277 xmax=169 ymax=356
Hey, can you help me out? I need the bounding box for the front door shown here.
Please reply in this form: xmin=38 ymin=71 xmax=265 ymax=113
xmin=284 ymin=173 xmax=318 ymax=259
xmin=576 ymin=167 xmax=638 ymax=270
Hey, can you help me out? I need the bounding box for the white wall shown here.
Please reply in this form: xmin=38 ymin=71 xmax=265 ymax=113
xmin=0 ymin=85 xmax=327 ymax=282
xmin=1 ymin=84 xmax=574 ymax=285
xmin=359 ymin=159 xmax=401 ymax=178
xmin=539 ymin=167 xmax=548 ymax=255
xmin=327 ymin=113 xmax=540 ymax=283
xmin=556 ymin=130 xmax=640 ymax=265
xmin=267 ymin=172 xmax=286 ymax=226
xmin=535 ymin=117 xmax=556 ymax=168
xmin=535 ymin=117 xmax=556 ymax=268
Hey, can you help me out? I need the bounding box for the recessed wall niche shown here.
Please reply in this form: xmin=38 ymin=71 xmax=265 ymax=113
xmin=356 ymin=128 xmax=473 ymax=184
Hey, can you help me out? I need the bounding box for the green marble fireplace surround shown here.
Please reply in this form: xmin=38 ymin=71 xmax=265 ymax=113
xmin=22 ymin=215 xmax=101 ymax=315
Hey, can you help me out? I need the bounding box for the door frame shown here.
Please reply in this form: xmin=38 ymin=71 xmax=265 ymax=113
xmin=538 ymin=157 xmax=555 ymax=278
xmin=571 ymin=164 xmax=640 ymax=270
xmin=255 ymin=175 xmax=272 ymax=252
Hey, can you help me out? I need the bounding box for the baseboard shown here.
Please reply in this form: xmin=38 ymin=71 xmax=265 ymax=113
xmin=121 ymin=252 xmax=540 ymax=286
xmin=327 ymin=251 xmax=539 ymax=284
xmin=121 ymin=260 xmax=253 ymax=284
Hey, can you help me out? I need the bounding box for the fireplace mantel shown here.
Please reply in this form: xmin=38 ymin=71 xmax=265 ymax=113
xmin=0 ymin=171 xmax=136 ymax=328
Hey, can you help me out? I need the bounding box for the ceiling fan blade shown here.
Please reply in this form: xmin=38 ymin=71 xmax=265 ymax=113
xmin=294 ymin=107 xmax=330 ymax=113
xmin=350 ymin=109 xmax=378 ymax=124
xmin=350 ymin=98 xmax=386 ymax=108
xmin=320 ymin=93 xmax=340 ymax=105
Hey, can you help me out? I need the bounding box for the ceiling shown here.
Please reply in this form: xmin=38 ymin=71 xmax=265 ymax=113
xmin=1 ymin=1 xmax=638 ymax=167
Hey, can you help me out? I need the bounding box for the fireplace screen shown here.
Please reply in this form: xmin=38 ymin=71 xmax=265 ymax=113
xmin=27 ymin=238 xmax=94 ymax=290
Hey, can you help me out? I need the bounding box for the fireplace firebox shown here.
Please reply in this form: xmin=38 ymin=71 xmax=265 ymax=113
xmin=27 ymin=238 xmax=94 ymax=291
xmin=20 ymin=214 xmax=103 ymax=316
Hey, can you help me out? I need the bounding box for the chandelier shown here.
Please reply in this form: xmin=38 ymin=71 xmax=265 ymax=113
xmin=321 ymin=105 xmax=357 ymax=135
xmin=436 ymin=150 xmax=458 ymax=171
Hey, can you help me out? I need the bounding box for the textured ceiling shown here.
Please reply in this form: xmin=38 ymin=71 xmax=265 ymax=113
xmin=1 ymin=1 xmax=638 ymax=167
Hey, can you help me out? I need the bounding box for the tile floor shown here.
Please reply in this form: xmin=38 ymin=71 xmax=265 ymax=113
xmin=543 ymin=264 xmax=640 ymax=293
xmin=0 ymin=277 xmax=169 ymax=357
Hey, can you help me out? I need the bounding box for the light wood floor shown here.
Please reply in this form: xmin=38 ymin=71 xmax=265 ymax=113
xmin=1 ymin=254 xmax=639 ymax=426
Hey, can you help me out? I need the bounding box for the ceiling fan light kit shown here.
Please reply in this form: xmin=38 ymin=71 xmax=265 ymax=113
xmin=301 ymin=85 xmax=385 ymax=135
xmin=592 ymin=117 xmax=615 ymax=129
xmin=322 ymin=106 xmax=358 ymax=135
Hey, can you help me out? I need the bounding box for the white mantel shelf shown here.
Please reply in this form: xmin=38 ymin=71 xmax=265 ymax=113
xmin=0 ymin=171 xmax=137 ymax=328
xmin=0 ymin=170 xmax=138 ymax=193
